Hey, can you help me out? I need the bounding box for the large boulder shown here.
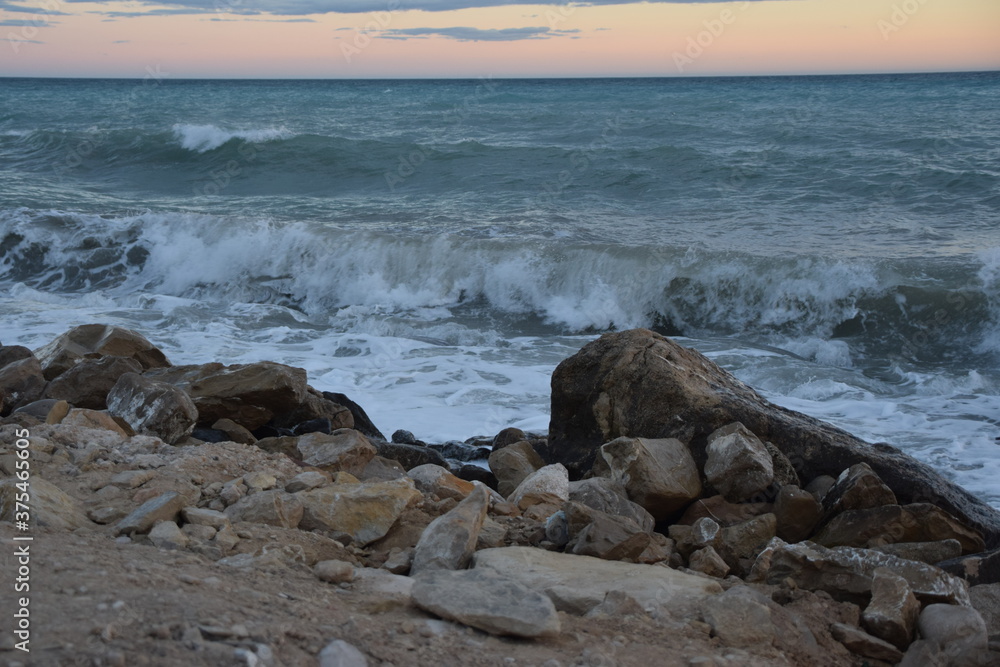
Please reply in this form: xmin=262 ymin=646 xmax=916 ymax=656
xmin=813 ymin=503 xmax=985 ymax=555
xmin=296 ymin=430 xmax=377 ymax=476
xmin=44 ymin=356 xmax=144 ymax=409
xmin=488 ymin=440 xmax=545 ymax=498
xmin=704 ymin=423 xmax=773 ymax=503
xmin=0 ymin=355 xmax=45 ymax=414
xmin=297 ymin=478 xmax=422 ymax=546
xmin=106 ymin=372 xmax=197 ymax=444
xmin=411 ymin=485 xmax=489 ymax=575
xmin=322 ymin=391 xmax=384 ymax=440
xmin=33 ymin=324 xmax=170 ymax=380
xmin=546 ymin=329 xmax=1000 ymax=547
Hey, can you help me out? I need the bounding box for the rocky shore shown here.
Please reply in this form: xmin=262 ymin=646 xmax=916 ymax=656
xmin=1 ymin=325 xmax=998 ymax=667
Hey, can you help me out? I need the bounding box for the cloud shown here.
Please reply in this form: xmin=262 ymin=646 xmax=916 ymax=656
xmin=112 ymin=38 xmax=129 ymax=42
xmin=0 ymin=1 xmax=69 ymax=14
xmin=0 ymin=18 xmax=53 ymax=25
xmin=379 ymin=25 xmax=577 ymax=41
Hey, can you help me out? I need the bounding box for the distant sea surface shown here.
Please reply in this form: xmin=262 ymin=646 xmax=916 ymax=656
xmin=2 ymin=73 xmax=999 ymax=504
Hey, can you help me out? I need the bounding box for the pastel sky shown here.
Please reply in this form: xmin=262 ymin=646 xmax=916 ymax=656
xmin=1 ymin=0 xmax=998 ymax=78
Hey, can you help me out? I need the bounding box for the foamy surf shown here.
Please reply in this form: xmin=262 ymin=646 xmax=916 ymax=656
xmin=171 ymin=123 xmax=294 ymax=153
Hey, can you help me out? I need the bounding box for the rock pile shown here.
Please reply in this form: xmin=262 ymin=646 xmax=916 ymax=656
xmin=2 ymin=325 xmax=999 ymax=666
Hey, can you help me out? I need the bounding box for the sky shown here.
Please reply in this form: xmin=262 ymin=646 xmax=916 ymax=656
xmin=1 ymin=0 xmax=998 ymax=78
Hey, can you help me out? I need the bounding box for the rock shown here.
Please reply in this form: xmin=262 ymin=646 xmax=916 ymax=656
xmin=88 ymin=506 xmax=127 ymax=525
xmin=0 ymin=477 xmax=91 ymax=530
xmin=773 ymin=485 xmax=822 ymax=543
xmin=563 ymin=501 xmax=651 ymax=561
xmin=274 ymin=388 xmax=354 ymax=432
xmin=254 ymin=435 xmax=299 ymax=459
xmin=114 ymin=491 xmax=186 ymax=536
xmin=243 ymin=471 xmax=277 ymax=492
xmin=509 ymin=463 xmax=568 ymax=515
xmin=703 ymin=587 xmax=776 ymax=647
xmin=12 ymin=398 xmax=62 ymax=421
xmin=317 ymin=639 xmax=369 ymax=667
xmin=181 ymin=523 xmax=216 ymax=542
xmin=916 ymin=603 xmax=988 ymax=651
xmin=148 ymin=520 xmax=189 ymax=550
xmin=454 ymin=464 xmax=498 ymax=490
xmin=225 ymin=490 xmax=303 ymax=529
xmin=210 ymin=418 xmax=256 ymax=445
xmin=704 ymin=423 xmax=774 ymax=503
xmin=43 ymin=356 xmax=143 ymax=409
xmin=871 ymin=539 xmax=963 ymax=565
xmin=822 ymin=462 xmax=897 ymax=518
xmin=862 ymin=568 xmax=920 ymax=650
xmin=678 ymin=495 xmax=771 ymax=528
xmin=351 ymin=568 xmax=415 ymax=603
xmin=411 ymin=569 xmax=560 ymax=638
xmin=297 ymin=478 xmax=422 ymax=546
xmin=568 ymin=477 xmax=654 ymax=533
xmin=411 ymin=485 xmax=489 ymax=575
xmin=291 ymin=417 xmax=331 ymax=435
xmin=969 ymin=583 xmax=1000 ymax=633
xmin=61 ymin=409 xmax=130 ymax=437
xmin=0 ymin=356 xmax=45 ymax=414
xmin=33 ymin=324 xmax=170 ymax=380
xmin=322 ymin=391 xmax=384 ymax=440
xmin=591 ymin=436 xmax=702 ymax=520
xmin=0 ymin=345 xmax=33 ymax=368
xmin=407 ymin=464 xmax=475 ymax=501
xmin=805 ymin=475 xmax=836 ymax=502
xmin=181 ymin=507 xmax=231 ymax=530
xmin=109 ymin=469 xmax=156 ymax=489
xmin=391 ymin=429 xmax=418 ymax=444
xmin=492 ymin=427 xmax=526 ymax=450
xmin=488 ymin=440 xmax=545 ymax=498
xmin=689 ymin=546 xmax=730 ymax=578
xmin=374 ymin=440 xmax=447 ymax=471
xmin=473 ymin=546 xmax=722 ymax=616
xmin=766 ymin=541 xmax=971 ymax=606
xmin=360 ymin=456 xmax=407 ymax=482
xmin=937 ymin=546 xmax=1000 ymax=585
xmin=284 ymin=471 xmax=330 ymax=493
xmin=428 ymin=440 xmax=491 ymax=462
xmin=765 ymin=441 xmax=801 ymax=489
xmin=106 ymin=373 xmax=197 ymax=444
xmin=717 ymin=513 xmax=777 ymax=573
xmin=314 ymin=559 xmax=355 ymax=584
xmin=296 ymin=430 xmax=377 ymax=475
xmin=830 ymin=623 xmax=904 ymax=663
xmin=545 ymin=329 xmax=1000 ymax=547
xmin=813 ymin=503 xmax=985 ymax=554
xmin=382 ymin=548 xmax=413 ymax=574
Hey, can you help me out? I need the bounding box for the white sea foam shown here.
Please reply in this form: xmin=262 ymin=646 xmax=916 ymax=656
xmin=171 ymin=123 xmax=293 ymax=153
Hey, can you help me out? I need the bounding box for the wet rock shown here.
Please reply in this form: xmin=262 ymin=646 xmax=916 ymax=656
xmin=33 ymin=324 xmax=170 ymax=380
xmin=225 ymin=490 xmax=303 ymax=529
xmin=830 ymin=623 xmax=904 ymax=663
xmin=114 ymin=491 xmax=186 ymax=536
xmin=296 ymin=430 xmax=377 ymax=476
xmin=704 ymin=423 xmax=773 ymax=503
xmin=412 ymin=568 xmax=560 ymax=638
xmin=106 ymin=372 xmax=197 ymax=444
xmin=0 ymin=356 xmax=45 ymax=414
xmin=322 ymin=391 xmax=384 ymax=441
xmin=317 ymin=639 xmax=369 ymax=667
xmin=0 ymin=476 xmax=91 ymax=530
xmin=568 ymin=477 xmax=654 ymax=533
xmin=814 ymin=503 xmax=985 ymax=554
xmin=591 ymin=436 xmax=701 ymax=520
xmin=391 ymin=429 xmax=418 ymax=445
xmin=407 ymin=463 xmax=475 ymax=501
xmin=773 ymin=485 xmax=822 ymax=543
xmin=822 ymin=463 xmax=897 ymax=517
xmin=44 ymin=356 xmax=143 ymax=409
xmin=862 ymin=568 xmax=919 ymax=650
xmin=411 ymin=485 xmax=489 ymax=575
xmin=488 ymin=440 xmax=545 ymax=498
xmin=429 ymin=440 xmax=491 ymax=462
xmin=298 ymin=478 xmax=422 ymax=546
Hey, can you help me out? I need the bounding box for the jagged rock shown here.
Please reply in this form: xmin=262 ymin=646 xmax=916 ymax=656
xmin=374 ymin=440 xmax=447 ymax=471
xmin=285 ymin=471 xmax=330 ymax=493
xmin=314 ymin=559 xmax=355 ymax=584
xmin=746 ymin=537 xmax=789 ymax=583
xmin=62 ymin=409 xmax=131 ymax=437
xmin=44 ymin=356 xmax=143 ymax=409
xmin=296 ymin=430 xmax=377 ymax=476
xmin=508 ymin=463 xmax=568 ymax=516
xmin=862 ymin=568 xmax=919 ymax=650
xmin=210 ymin=418 xmax=256 ymax=445
xmin=317 ymin=640 xmax=369 ymax=667
xmin=359 ymin=456 xmax=407 ymax=482
xmin=148 ymin=521 xmax=189 ymax=550
xmin=412 ymin=568 xmax=560 ymax=638
xmin=805 ymin=475 xmax=836 ymax=502
xmin=181 ymin=507 xmax=231 ymax=530
xmin=106 ymin=372 xmax=197 ymax=444
xmin=488 ymin=440 xmax=545 ymax=498
xmin=703 ymin=586 xmax=776 ymax=647
xmin=813 ymin=503 xmax=985 ymax=554
xmin=563 ymin=501 xmax=650 ymax=561
xmin=0 ymin=477 xmax=92 ymax=530
xmin=704 ymin=423 xmax=773 ymax=503
xmin=411 ymin=485 xmax=489 ymax=575
xmin=937 ymin=546 xmax=1000 ymax=585
xmin=33 ymin=324 xmax=170 ymax=380
xmin=773 ymin=484 xmax=822 ymax=543
xmin=407 ymin=464 xmax=475 ymax=501
xmin=689 ymin=546 xmax=730 ymax=578
xmin=766 ymin=541 xmax=971 ymax=606
xmin=0 ymin=356 xmax=45 ymax=414
xmin=272 ymin=388 xmax=353 ymax=433
xmin=822 ymin=463 xmax=897 ymax=517
xmin=678 ymin=495 xmax=771 ymax=528
xmin=254 ymin=435 xmax=299 ymax=459
xmin=492 ymin=427 xmax=526 ymax=451
xmin=871 ymin=539 xmax=963 ymax=565
xmin=765 ymin=441 xmax=801 ymax=489
xmin=568 ymin=477 xmax=654 ymax=533
xmin=114 ymin=491 xmax=186 ymax=536
xmin=473 ymin=546 xmax=722 ymax=615
xmin=225 ymin=490 xmax=303 ymax=529
xmin=322 ymin=391 xmax=384 ymax=440
xmin=297 ymin=478 xmax=422 ymax=546
xmin=591 ymin=436 xmax=702 ymax=520
xmin=292 ymin=417 xmax=331 ymax=436
xmin=12 ymin=398 xmax=64 ymax=422
xmin=545 ymin=329 xmax=1000 ymax=547
xmin=391 ymin=429 xmax=418 ymax=444
xmin=717 ymin=513 xmax=777 ymax=574
xmin=831 ymin=623 xmax=904 ymax=663
xmin=917 ymin=603 xmax=988 ymax=652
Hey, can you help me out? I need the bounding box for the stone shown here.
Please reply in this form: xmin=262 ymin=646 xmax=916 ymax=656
xmin=488 ymin=440 xmax=545 ymax=498
xmin=678 ymin=495 xmax=771 ymax=528
xmin=822 ymin=463 xmax=897 ymax=517
xmin=509 ymin=463 xmax=569 ymax=517
xmin=563 ymin=501 xmax=651 ymax=561
xmin=969 ymin=583 xmax=1000 ymax=633
xmin=181 ymin=507 xmax=231 ymax=530
xmin=568 ymin=477 xmax=654 ymax=533
xmin=407 ymin=464 xmax=475 ymax=501
xmin=317 ymin=639 xmax=369 ymax=667
xmin=284 ymin=471 xmax=330 ymax=493
xmin=773 ymin=485 xmax=822 ymax=543
xmin=492 ymin=427 xmax=527 ymax=450
xmin=454 ymin=464 xmax=497 ymax=490
xmin=813 ymin=503 xmax=985 ymax=554
xmin=703 ymin=586 xmax=776 ymax=647
xmin=225 ymin=490 xmax=303 ymax=529
xmin=88 ymin=506 xmax=127 ymax=525
xmin=862 ymin=568 xmax=920 ymax=650
xmin=254 ymin=435 xmax=299 ymax=459
xmin=591 ymin=436 xmax=702 ymax=520
xmin=213 ymin=524 xmax=240 ymax=553
xmin=114 ymin=491 xmax=186 ymax=536
xmin=830 ymin=623 xmax=904 ymax=663
xmin=916 ymin=603 xmax=988 ymax=651
xmin=689 ymin=546 xmax=730 ymax=578
xmin=296 ymin=430 xmax=377 ymax=476
xmin=211 ymin=418 xmax=256 ymax=445
xmin=0 ymin=477 xmax=91 ymax=530
xmin=351 ymin=568 xmax=414 ymax=603
xmin=411 ymin=568 xmax=560 ymax=638
xmin=359 ymin=456 xmax=406 ymax=482
xmin=243 ymin=471 xmax=277 ymax=492
xmin=0 ymin=356 xmax=45 ymax=413
xmin=871 ymin=539 xmax=963 ymax=565
xmin=33 ymin=324 xmax=170 ymax=380
xmin=314 ymin=559 xmax=355 ymax=584
xmin=61 ymin=409 xmax=131 ymax=437
xmin=717 ymin=513 xmax=777 ymax=573
xmin=391 ymin=429 xmax=417 ymax=444
xmin=322 ymin=391 xmax=384 ymax=441
xmin=544 ymin=329 xmax=1000 ymax=547
xmin=704 ymin=423 xmax=774 ymax=503
xmin=0 ymin=345 xmax=33 ymax=368
xmin=473 ymin=546 xmax=722 ymax=615
xmin=382 ymin=548 xmax=413 ymax=574
xmin=746 ymin=536 xmax=788 ymax=583
xmin=297 ymin=478 xmax=422 ymax=546
xmin=765 ymin=441 xmax=801 ymax=488
xmin=275 ymin=388 xmax=354 ymax=433
xmin=148 ymin=520 xmax=189 ymax=550
xmin=182 ymin=523 xmax=217 ymax=542
xmin=43 ymin=356 xmax=143 ymax=409
xmin=411 ymin=485 xmax=489 ymax=575
xmin=766 ymin=541 xmax=971 ymax=606
xmin=106 ymin=372 xmax=197 ymax=444
xmin=372 ymin=440 xmax=447 ymax=471
xmin=937 ymin=546 xmax=1000 ymax=586
xmin=805 ymin=475 xmax=836 ymax=502
xmin=12 ymin=398 xmax=63 ymax=421
xmin=109 ymin=470 xmax=155 ymax=489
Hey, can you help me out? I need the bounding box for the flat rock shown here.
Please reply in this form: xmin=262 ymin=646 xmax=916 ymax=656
xmin=871 ymin=539 xmax=963 ymax=565
xmin=407 ymin=463 xmax=475 ymax=501
xmin=937 ymin=546 xmax=1000 ymax=586
xmin=830 ymin=623 xmax=904 ymax=663
xmin=411 ymin=485 xmax=489 ymax=575
xmin=44 ymin=355 xmax=143 ymax=409
xmin=0 ymin=476 xmax=92 ymax=531
xmin=114 ymin=490 xmax=186 ymax=536
xmin=411 ymin=568 xmax=560 ymax=638
xmin=297 ymin=478 xmax=422 ymax=546
xmin=285 ymin=471 xmax=330 ymax=493
xmin=488 ymin=440 xmax=545 ymax=498
xmin=224 ymin=489 xmax=303 ymax=529
xmin=106 ymin=372 xmax=197 ymax=444
xmin=182 ymin=507 xmax=231 ymax=530
xmin=704 ymin=423 xmax=773 ymax=503
xmin=33 ymin=324 xmax=170 ymax=380
xmin=814 ymin=503 xmax=984 ymax=554
xmin=473 ymin=546 xmax=722 ymax=615
xmin=148 ymin=520 xmax=188 ymax=550
xmin=296 ymin=429 xmax=377 ymax=476
xmin=703 ymin=586 xmax=776 ymax=648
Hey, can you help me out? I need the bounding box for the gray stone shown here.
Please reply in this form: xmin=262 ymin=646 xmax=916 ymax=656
xmin=703 ymin=587 xmax=775 ymax=647
xmin=106 ymin=372 xmax=197 ymax=444
xmin=411 ymin=485 xmax=489 ymax=575
xmin=814 ymin=503 xmax=984 ymax=554
xmin=509 ymin=463 xmax=569 ymax=512
xmin=969 ymin=583 xmax=1000 ymax=635
xmin=412 ymin=568 xmax=560 ymax=638
xmin=563 ymin=501 xmax=651 ymax=561
xmin=488 ymin=440 xmax=544 ymax=498
xmin=114 ymin=491 xmax=186 ymax=536
xmin=284 ymin=471 xmax=330 ymax=493
xmin=33 ymin=324 xmax=170 ymax=380
xmin=181 ymin=507 xmax=231 ymax=530
xmin=916 ymin=603 xmax=988 ymax=651
xmin=224 ymin=490 xmax=303 ymax=529
xmin=704 ymin=423 xmax=773 ymax=503
xmin=567 ymin=477 xmax=655 ymax=533
xmin=297 ymin=478 xmax=422 ymax=546
xmin=317 ymin=639 xmax=369 ymax=667
xmin=689 ymin=546 xmax=730 ymax=579
xmin=314 ymin=560 xmax=355 ymax=584
xmin=148 ymin=521 xmax=188 ymax=550
xmin=830 ymin=623 xmax=904 ymax=663
xmin=862 ymin=568 xmax=919 ymax=650
xmin=297 ymin=429 xmax=377 ymax=476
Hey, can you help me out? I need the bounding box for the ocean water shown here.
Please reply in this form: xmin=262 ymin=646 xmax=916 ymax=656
xmin=1 ymin=73 xmax=999 ymax=505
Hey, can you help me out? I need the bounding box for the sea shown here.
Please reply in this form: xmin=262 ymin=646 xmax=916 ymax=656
xmin=1 ymin=73 xmax=998 ymax=505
